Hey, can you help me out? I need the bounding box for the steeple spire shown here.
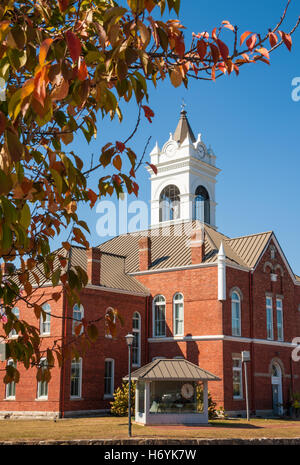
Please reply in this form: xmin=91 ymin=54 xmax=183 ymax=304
xmin=173 ymin=104 xmax=196 ymax=145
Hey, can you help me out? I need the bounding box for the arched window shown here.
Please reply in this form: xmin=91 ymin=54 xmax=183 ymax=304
xmin=153 ymin=295 xmax=166 ymax=337
xmin=194 ymin=186 xmax=210 ymax=224
xmin=40 ymin=304 xmax=51 ymax=336
xmin=231 ymin=292 xmax=241 ymax=336
xmin=72 ymin=304 xmax=84 ymax=335
xmin=132 ymin=312 xmax=141 ymax=367
xmin=159 ymin=185 xmax=180 ymax=222
xmin=173 ymin=293 xmax=184 ymax=336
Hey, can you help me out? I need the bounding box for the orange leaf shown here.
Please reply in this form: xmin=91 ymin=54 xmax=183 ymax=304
xmin=39 ymin=38 xmax=53 ymax=66
xmin=222 ymin=21 xmax=235 ymax=32
xmin=113 ymin=155 xmax=122 ymax=171
xmin=279 ymin=31 xmax=292 ymax=51
xmin=65 ymin=30 xmax=82 ymax=63
xmin=87 ymin=189 xmax=98 ymax=208
xmin=255 ymin=47 xmax=270 ymax=59
xmin=77 ymin=58 xmax=88 ymax=81
xmin=240 ymin=31 xmax=252 ymax=46
xmin=146 ymin=162 xmax=158 ymax=174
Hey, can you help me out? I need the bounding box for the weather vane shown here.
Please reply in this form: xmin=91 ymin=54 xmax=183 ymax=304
xmin=181 ymin=98 xmax=186 ymax=112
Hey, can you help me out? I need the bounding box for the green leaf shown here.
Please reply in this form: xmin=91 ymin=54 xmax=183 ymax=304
xmin=19 ymin=203 xmax=31 ymax=230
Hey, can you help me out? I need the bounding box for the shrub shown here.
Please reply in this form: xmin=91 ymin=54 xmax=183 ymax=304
xmin=110 ymin=382 xmax=136 ymax=417
xmin=196 ymin=383 xmax=218 ymax=419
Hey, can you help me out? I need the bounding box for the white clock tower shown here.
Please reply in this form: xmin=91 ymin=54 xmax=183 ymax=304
xmin=148 ymin=108 xmax=220 ymax=228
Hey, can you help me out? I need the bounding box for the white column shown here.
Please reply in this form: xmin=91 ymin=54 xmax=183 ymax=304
xmin=218 ymin=242 xmax=226 ymax=301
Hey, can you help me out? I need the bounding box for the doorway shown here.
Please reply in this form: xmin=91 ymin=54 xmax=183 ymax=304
xmin=271 ymin=362 xmax=283 ymax=416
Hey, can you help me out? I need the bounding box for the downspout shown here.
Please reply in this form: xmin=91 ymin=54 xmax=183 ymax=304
xmin=249 ymin=270 xmax=255 ymax=414
xmin=145 ymin=295 xmax=151 ymax=363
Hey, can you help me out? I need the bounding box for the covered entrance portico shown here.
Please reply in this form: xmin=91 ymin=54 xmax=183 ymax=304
xmin=124 ymin=358 xmax=220 ymax=425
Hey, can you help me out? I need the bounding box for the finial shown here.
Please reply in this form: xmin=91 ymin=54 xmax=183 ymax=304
xmin=181 ymin=98 xmax=186 ymax=114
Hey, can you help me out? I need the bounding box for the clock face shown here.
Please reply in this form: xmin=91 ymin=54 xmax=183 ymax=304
xmin=181 ymin=383 xmax=194 ymax=399
xmin=197 ymin=145 xmax=205 ymax=158
xmin=164 ymin=141 xmax=177 ymax=156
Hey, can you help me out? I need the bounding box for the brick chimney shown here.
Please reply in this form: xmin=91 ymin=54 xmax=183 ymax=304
xmin=190 ymin=227 xmax=205 ymax=264
xmin=87 ymin=247 xmax=101 ymax=285
xmin=138 ymin=236 xmax=151 ymax=271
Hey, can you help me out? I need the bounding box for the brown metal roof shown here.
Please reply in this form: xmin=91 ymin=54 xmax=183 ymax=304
xmin=123 ymin=358 xmax=220 ymax=381
xmin=227 ymin=231 xmax=272 ymax=268
xmin=173 ymin=110 xmax=196 ymax=144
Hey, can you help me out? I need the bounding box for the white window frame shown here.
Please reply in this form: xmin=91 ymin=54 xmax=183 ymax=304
xmin=40 ymin=303 xmax=51 ymax=336
xmin=232 ymin=358 xmax=243 ymax=400
xmin=70 ymin=358 xmax=82 ymax=399
xmin=231 ymin=292 xmax=241 ymax=337
xmin=37 ymin=358 xmax=48 ymax=400
xmin=132 ymin=312 xmax=141 ymax=367
xmin=266 ymin=296 xmax=274 ymax=340
xmin=276 ymin=298 xmax=284 ymax=341
xmin=104 ymin=358 xmax=114 ymax=399
xmin=173 ymin=292 xmax=184 ymax=336
xmin=72 ymin=304 xmax=84 ymax=335
xmin=9 ymin=307 xmax=19 ymax=339
xmin=153 ymin=295 xmax=166 ymax=338
xmin=5 ymin=359 xmax=16 ymax=400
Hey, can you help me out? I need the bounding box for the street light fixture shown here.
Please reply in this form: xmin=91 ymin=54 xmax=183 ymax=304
xmin=125 ymin=333 xmax=134 ymax=437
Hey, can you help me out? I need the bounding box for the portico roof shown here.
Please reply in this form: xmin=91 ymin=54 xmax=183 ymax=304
xmin=123 ymin=358 xmax=220 ymax=382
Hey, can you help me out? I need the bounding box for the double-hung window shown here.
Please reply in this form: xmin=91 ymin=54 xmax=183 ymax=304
xmin=70 ymin=358 xmax=82 ymax=398
xmin=233 ymin=358 xmax=243 ymax=399
xmin=266 ymin=296 xmax=274 ymax=340
xmin=104 ymin=359 xmax=114 ymax=398
xmin=276 ymin=298 xmax=284 ymax=341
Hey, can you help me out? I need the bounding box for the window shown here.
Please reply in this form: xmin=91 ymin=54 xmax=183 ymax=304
xmin=231 ymin=292 xmax=241 ymax=337
xmin=70 ymin=358 xmax=82 ymax=398
xmin=5 ymin=360 xmax=16 ymax=399
xmin=159 ymin=185 xmax=180 ymax=222
xmin=194 ymin=186 xmax=210 ymax=224
xmin=132 ymin=312 xmax=141 ymax=367
xmin=276 ymin=299 xmax=284 ymax=341
xmin=72 ymin=304 xmax=84 ymax=335
xmin=40 ymin=303 xmax=51 ymax=336
xmin=173 ymin=293 xmax=184 ymax=336
xmin=266 ymin=296 xmax=274 ymax=340
xmin=37 ymin=358 xmax=48 ymax=399
xmin=153 ymin=295 xmax=166 ymax=337
xmin=233 ymin=358 xmax=243 ymax=399
xmin=104 ymin=359 xmax=114 ymax=397
xmin=9 ymin=307 xmax=19 ymax=338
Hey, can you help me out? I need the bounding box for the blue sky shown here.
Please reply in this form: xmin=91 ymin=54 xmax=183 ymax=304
xmin=58 ymin=0 xmax=300 ymax=274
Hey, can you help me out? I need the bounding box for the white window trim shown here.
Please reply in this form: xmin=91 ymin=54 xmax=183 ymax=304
xmin=9 ymin=307 xmax=19 ymax=339
xmin=132 ymin=312 xmax=141 ymax=368
xmin=232 ymin=357 xmax=243 ymax=400
xmin=152 ymin=295 xmax=166 ymax=338
xmin=36 ymin=358 xmax=48 ymax=400
xmin=231 ymin=292 xmax=241 ymax=337
xmin=266 ymin=296 xmax=274 ymax=340
xmin=5 ymin=359 xmax=16 ymax=400
xmin=70 ymin=358 xmax=82 ymax=399
xmin=276 ymin=298 xmax=284 ymax=342
xmin=104 ymin=358 xmax=114 ymax=399
xmin=173 ymin=293 xmax=184 ymax=337
xmin=40 ymin=304 xmax=51 ymax=336
xmin=72 ymin=304 xmax=84 ymax=336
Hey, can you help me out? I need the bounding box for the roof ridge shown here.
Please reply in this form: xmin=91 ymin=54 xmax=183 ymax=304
xmin=228 ymin=231 xmax=273 ymax=241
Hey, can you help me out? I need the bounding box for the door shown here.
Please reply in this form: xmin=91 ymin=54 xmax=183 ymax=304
xmin=272 ymin=384 xmax=280 ymax=415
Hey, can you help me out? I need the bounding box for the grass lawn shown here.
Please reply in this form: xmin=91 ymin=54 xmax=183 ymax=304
xmin=0 ymin=417 xmax=299 ymax=442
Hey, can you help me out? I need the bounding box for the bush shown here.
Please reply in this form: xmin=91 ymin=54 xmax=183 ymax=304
xmin=196 ymin=383 xmax=218 ymax=419
xmin=110 ymin=382 xmax=136 ymax=417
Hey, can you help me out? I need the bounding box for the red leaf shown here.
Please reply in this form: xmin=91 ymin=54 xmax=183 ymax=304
xmin=216 ymin=39 xmax=229 ymax=61
xmin=146 ymin=162 xmax=158 ymax=174
xmin=113 ymin=155 xmax=122 ymax=171
xmin=142 ymin=105 xmax=154 ymax=123
xmin=240 ymin=31 xmax=252 ymax=46
xmin=209 ymin=43 xmax=220 ymax=64
xmin=65 ymin=30 xmax=82 ymax=63
xmin=279 ymin=30 xmax=292 ymax=51
xmin=196 ymin=40 xmax=207 ymax=62
xmin=246 ymin=34 xmax=257 ymax=51
xmin=268 ymin=32 xmax=278 ymax=48
xmin=116 ymin=141 xmax=125 ymax=153
xmin=87 ymin=189 xmax=98 ymax=208
xmin=58 ymin=0 xmax=69 ymax=12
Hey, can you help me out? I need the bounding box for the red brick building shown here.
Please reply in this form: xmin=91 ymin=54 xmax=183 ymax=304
xmin=1 ymin=111 xmax=300 ymax=418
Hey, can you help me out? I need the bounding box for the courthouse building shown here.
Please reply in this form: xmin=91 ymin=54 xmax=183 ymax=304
xmin=1 ymin=109 xmax=300 ymax=418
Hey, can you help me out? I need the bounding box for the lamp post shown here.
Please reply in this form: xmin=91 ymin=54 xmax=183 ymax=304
xmin=242 ymin=351 xmax=251 ymax=421
xmin=125 ymin=333 xmax=134 ymax=437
